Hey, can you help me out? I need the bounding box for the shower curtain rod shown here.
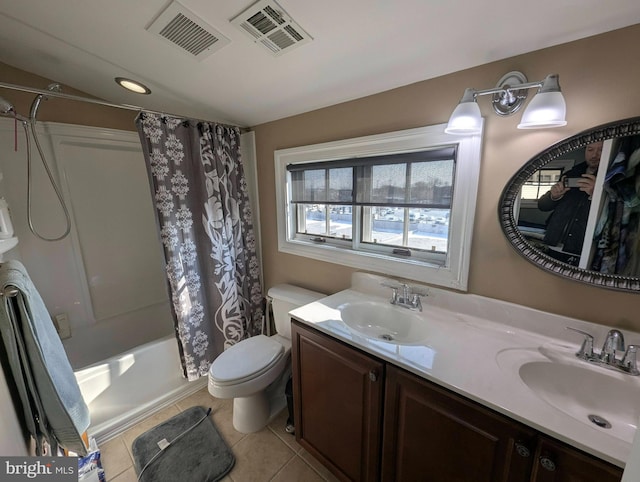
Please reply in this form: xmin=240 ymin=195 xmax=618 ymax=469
xmin=0 ymin=81 xmax=249 ymax=132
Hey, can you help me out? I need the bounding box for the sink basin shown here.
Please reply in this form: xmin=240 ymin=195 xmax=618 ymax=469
xmin=519 ymin=361 xmax=640 ymax=442
xmin=337 ymin=301 xmax=428 ymax=344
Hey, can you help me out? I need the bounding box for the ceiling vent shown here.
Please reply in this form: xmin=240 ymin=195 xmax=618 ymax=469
xmin=147 ymin=1 xmax=230 ymax=60
xmin=230 ymin=0 xmax=312 ymax=56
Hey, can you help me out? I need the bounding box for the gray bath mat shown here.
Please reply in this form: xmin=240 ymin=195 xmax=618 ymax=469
xmin=132 ymin=406 xmax=235 ymax=482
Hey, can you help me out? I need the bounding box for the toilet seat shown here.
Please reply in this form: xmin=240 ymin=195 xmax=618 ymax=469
xmin=210 ymin=335 xmax=284 ymax=386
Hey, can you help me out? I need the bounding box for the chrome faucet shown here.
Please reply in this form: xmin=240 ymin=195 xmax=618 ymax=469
xmin=381 ymin=280 xmax=426 ymax=311
xmin=567 ymin=327 xmax=639 ymax=376
xmin=600 ymin=329 xmax=625 ymax=364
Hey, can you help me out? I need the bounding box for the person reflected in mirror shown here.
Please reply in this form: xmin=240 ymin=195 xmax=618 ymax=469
xmin=538 ymin=141 xmax=604 ymax=256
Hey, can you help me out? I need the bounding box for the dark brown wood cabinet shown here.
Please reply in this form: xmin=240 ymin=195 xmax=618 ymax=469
xmin=530 ymin=437 xmax=623 ymax=482
xmin=291 ymin=320 xmax=624 ymax=482
xmin=382 ymin=364 xmax=536 ymax=482
xmin=291 ymin=320 xmax=384 ymax=481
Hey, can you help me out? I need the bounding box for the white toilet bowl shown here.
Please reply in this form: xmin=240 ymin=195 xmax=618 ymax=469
xmin=209 ymin=334 xmax=291 ymax=433
xmin=208 ymin=284 xmax=324 ymax=433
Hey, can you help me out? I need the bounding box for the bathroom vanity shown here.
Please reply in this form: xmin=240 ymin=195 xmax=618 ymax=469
xmin=289 ymin=274 xmax=633 ymax=482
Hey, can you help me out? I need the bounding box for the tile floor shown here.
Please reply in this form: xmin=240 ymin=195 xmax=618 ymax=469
xmin=99 ymin=387 xmax=340 ymax=482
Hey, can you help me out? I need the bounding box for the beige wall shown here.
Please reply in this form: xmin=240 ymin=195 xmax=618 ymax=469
xmin=0 ymin=61 xmax=136 ymax=130
xmin=254 ymin=24 xmax=640 ymax=330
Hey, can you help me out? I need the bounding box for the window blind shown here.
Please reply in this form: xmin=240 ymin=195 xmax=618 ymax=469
xmin=289 ymin=146 xmax=457 ymax=208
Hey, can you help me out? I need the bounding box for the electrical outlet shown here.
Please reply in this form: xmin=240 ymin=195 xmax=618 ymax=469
xmin=54 ymin=313 xmax=72 ymax=339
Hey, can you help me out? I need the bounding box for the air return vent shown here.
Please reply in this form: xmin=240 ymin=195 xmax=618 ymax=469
xmin=147 ymin=1 xmax=230 ymax=60
xmin=231 ymin=0 xmax=312 ymax=56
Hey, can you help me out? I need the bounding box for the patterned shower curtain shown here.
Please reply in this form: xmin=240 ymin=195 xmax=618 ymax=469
xmin=136 ymin=112 xmax=263 ymax=381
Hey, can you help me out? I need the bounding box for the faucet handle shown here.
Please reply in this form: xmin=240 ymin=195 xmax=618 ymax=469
xmin=380 ymin=280 xmax=400 ymax=303
xmin=389 ymin=287 xmax=398 ymax=303
xmin=566 ymin=327 xmax=595 ymax=359
xmin=409 ymin=285 xmax=429 ymax=297
xmin=381 ymin=280 xmax=402 ymax=290
xmin=621 ymin=345 xmax=639 ymax=375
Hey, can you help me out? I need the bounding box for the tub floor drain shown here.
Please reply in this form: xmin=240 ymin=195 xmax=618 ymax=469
xmin=588 ymin=414 xmax=612 ymax=429
xmin=379 ymin=334 xmax=394 ymax=341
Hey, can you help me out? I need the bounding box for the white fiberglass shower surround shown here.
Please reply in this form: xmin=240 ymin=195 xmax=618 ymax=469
xmin=1 ymin=120 xmax=174 ymax=365
xmin=0 ymin=117 xmax=260 ymax=440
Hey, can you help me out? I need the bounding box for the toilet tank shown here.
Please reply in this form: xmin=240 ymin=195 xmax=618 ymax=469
xmin=267 ymin=284 xmax=325 ymax=339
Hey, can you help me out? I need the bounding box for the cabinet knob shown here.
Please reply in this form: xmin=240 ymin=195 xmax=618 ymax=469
xmin=539 ymin=456 xmax=556 ymax=472
xmin=369 ymin=370 xmax=378 ymax=382
xmin=515 ymin=442 xmax=530 ymax=458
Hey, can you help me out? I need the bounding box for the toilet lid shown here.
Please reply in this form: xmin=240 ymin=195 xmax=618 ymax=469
xmin=210 ymin=335 xmax=284 ymax=383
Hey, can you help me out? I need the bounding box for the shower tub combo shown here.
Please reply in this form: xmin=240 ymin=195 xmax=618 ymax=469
xmin=0 ymin=87 xmax=261 ymax=441
xmin=0 ymin=119 xmax=207 ymax=442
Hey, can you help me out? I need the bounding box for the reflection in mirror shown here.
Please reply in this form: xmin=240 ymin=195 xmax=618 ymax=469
xmin=500 ymin=117 xmax=640 ymax=292
xmin=592 ymin=135 xmax=640 ymax=273
xmin=517 ymin=141 xmax=605 ymax=265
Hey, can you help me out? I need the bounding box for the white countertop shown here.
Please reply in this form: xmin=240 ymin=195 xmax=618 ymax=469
xmin=289 ymin=274 xmax=639 ymax=468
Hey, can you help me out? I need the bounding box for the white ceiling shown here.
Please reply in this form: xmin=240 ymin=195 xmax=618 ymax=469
xmin=1 ymin=1 xmax=639 ymax=127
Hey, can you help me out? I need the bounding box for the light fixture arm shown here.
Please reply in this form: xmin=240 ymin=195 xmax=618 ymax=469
xmin=451 ymin=72 xmax=563 ymax=100
xmin=474 ymin=79 xmax=545 ymax=98
xmin=445 ymin=72 xmax=566 ymax=135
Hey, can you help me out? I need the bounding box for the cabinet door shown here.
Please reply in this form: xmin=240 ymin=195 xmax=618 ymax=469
xmin=382 ymin=365 xmax=536 ymax=482
xmin=291 ymin=321 xmax=384 ymax=482
xmin=531 ymin=437 xmax=623 ymax=482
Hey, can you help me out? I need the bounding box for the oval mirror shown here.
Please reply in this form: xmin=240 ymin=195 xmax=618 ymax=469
xmin=499 ymin=117 xmax=640 ymax=292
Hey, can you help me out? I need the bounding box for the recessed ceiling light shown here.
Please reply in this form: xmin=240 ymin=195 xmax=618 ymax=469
xmin=115 ymin=77 xmax=151 ymax=95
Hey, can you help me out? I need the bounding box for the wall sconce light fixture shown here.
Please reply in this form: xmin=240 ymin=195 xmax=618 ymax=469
xmin=445 ymin=71 xmax=567 ymax=135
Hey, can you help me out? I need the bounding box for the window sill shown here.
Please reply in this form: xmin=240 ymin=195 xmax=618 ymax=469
xmin=279 ymin=238 xmax=468 ymax=290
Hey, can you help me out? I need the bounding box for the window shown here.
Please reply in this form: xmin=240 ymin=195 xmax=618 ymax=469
xmin=519 ymin=158 xmax=575 ymax=204
xmin=521 ymin=167 xmax=563 ymax=200
xmin=289 ymin=148 xmax=455 ymax=263
xmin=274 ymin=123 xmax=483 ymax=290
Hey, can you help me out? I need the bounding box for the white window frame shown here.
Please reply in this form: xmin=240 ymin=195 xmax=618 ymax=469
xmin=274 ymin=122 xmax=483 ymax=291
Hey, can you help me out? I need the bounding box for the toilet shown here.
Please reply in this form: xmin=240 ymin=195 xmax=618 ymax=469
xmin=208 ymin=284 xmax=325 ymax=433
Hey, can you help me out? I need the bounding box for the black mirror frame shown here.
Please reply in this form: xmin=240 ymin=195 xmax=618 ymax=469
xmin=499 ymin=116 xmax=640 ymax=292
